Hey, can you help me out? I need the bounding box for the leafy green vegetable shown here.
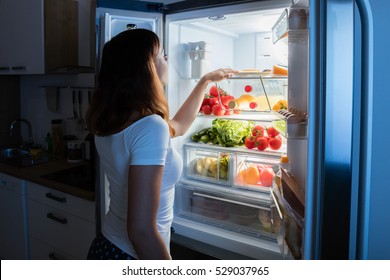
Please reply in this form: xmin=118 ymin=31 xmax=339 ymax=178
xmin=211 ymin=119 xmax=254 ymax=147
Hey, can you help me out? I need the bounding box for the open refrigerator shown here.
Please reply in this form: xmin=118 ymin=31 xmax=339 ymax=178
xmin=96 ymin=0 xmax=390 ymax=260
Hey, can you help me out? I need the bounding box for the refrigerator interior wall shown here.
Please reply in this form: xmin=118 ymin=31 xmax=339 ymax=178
xmin=166 ymin=6 xmax=290 ymax=156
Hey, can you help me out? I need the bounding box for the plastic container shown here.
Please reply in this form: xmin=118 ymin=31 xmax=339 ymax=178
xmin=233 ymin=154 xmax=280 ymax=193
xmin=184 ymin=144 xmax=231 ymax=186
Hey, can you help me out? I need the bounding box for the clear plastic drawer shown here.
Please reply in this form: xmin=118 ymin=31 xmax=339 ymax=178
xmin=183 ymin=144 xmax=231 ymax=186
xmin=174 ymin=181 xmax=285 ymax=251
xmin=232 ymin=153 xmax=280 ymax=193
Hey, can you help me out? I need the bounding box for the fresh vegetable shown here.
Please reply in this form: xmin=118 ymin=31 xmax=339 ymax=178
xmin=244 ymin=136 xmax=256 ymax=149
xmin=191 ymin=127 xmax=212 ymax=142
xmin=272 ymin=120 xmax=286 ymax=135
xmin=209 ymin=85 xmax=219 ymax=97
xmin=244 ymin=85 xmax=253 ymax=93
xmin=200 ymin=104 xmax=211 ymax=115
xmin=255 ymin=136 xmax=268 ymax=151
xmin=211 ymin=104 xmax=226 ymax=116
xmin=268 ymin=136 xmax=283 ymax=150
xmin=252 ymin=125 xmax=265 ymax=137
xmin=266 ymin=126 xmax=280 ymax=138
xmin=211 ymin=119 xmax=254 ymax=147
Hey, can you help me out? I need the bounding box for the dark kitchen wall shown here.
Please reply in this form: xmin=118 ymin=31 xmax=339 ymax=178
xmin=0 ymin=76 xmax=20 ymax=148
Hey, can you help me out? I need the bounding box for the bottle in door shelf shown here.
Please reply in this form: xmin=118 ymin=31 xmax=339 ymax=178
xmin=274 ymin=154 xmax=290 ymax=190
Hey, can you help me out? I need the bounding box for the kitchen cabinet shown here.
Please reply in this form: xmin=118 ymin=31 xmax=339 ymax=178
xmin=27 ymin=181 xmax=96 ymax=259
xmin=0 ymin=0 xmax=94 ymax=75
xmin=0 ymin=173 xmax=29 ymax=260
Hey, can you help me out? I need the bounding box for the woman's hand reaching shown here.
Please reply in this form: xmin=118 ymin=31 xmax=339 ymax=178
xmin=201 ymin=68 xmax=238 ymax=84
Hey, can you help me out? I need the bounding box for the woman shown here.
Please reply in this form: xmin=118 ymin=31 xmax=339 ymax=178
xmin=86 ymin=29 xmax=236 ymax=260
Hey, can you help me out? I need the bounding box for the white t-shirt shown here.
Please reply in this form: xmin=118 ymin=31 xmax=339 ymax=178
xmin=95 ymin=115 xmax=183 ymax=259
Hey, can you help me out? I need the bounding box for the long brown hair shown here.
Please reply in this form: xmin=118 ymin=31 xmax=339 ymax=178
xmin=86 ymin=29 xmax=173 ymax=136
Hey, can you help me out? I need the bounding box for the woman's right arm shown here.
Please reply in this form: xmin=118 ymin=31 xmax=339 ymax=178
xmin=127 ymin=164 xmax=171 ymax=260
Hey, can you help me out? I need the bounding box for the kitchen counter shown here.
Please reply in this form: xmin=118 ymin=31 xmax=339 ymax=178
xmin=0 ymin=158 xmax=96 ymax=201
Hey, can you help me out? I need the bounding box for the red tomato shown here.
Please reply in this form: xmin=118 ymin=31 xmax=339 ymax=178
xmin=255 ymin=136 xmax=268 ymax=151
xmin=268 ymin=136 xmax=282 ymax=150
xmin=209 ymin=97 xmax=219 ymax=107
xmin=221 ymin=95 xmax=234 ymax=107
xmin=267 ymin=126 xmax=280 ymax=138
xmin=249 ymin=102 xmax=257 ymax=109
xmin=252 ymin=125 xmax=265 ymax=137
xmin=244 ymin=85 xmax=253 ymax=93
xmin=244 ymin=136 xmax=256 ymax=149
xmin=212 ymin=104 xmax=226 ymax=116
xmin=201 ymin=105 xmax=212 ymax=115
xmin=202 ymin=98 xmax=210 ymax=106
xmin=209 ymin=85 xmax=219 ymax=97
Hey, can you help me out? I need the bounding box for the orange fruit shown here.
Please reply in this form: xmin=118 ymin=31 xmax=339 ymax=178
xmin=240 ymin=165 xmax=259 ymax=185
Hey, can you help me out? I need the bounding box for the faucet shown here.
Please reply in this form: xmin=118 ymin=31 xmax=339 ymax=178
xmin=10 ymin=118 xmax=34 ymax=148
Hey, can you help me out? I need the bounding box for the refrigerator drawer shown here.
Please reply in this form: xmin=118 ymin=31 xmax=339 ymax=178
xmin=183 ymin=145 xmax=231 ymax=186
xmin=232 ymin=153 xmax=280 ymax=193
xmin=174 ymin=181 xmax=284 ymax=252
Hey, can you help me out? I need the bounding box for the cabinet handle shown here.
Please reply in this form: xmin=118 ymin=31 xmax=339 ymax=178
xmin=11 ymin=66 xmax=26 ymax=70
xmin=46 ymin=213 xmax=68 ymax=224
xmin=0 ymin=66 xmax=10 ymax=71
xmin=45 ymin=192 xmax=67 ymax=203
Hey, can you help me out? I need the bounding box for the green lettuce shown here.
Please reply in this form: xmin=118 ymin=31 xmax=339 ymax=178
xmin=211 ymin=119 xmax=254 ymax=147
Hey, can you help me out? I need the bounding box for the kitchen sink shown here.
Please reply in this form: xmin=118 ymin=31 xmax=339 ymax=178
xmin=0 ymin=147 xmax=57 ymax=167
xmin=0 ymin=148 xmax=29 ymax=158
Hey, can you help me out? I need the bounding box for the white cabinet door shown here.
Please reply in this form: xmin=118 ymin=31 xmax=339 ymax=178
xmin=0 ymin=0 xmax=44 ymax=74
xmin=0 ymin=173 xmax=29 ymax=259
xmin=0 ymin=0 xmax=15 ymax=72
xmin=27 ymin=182 xmax=96 ymax=259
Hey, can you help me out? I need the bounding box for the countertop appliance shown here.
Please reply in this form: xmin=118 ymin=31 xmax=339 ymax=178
xmin=94 ymin=0 xmax=390 ymax=260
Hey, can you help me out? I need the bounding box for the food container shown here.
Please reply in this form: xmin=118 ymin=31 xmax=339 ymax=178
xmin=174 ymin=182 xmax=284 ymax=243
xmin=184 ymin=144 xmax=231 ymax=186
xmin=233 ymin=153 xmax=280 ymax=193
xmin=67 ymin=140 xmax=83 ymax=163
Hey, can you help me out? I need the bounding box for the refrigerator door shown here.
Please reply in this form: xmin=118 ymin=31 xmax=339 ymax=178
xmin=306 ymin=0 xmax=355 ymax=260
xmin=306 ymin=0 xmax=390 ymax=260
xmin=94 ymin=6 xmax=163 ymax=228
xmin=349 ymin=0 xmax=390 ymax=260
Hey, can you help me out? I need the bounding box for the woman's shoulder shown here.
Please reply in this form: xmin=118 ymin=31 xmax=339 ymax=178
xmin=125 ymin=114 xmax=169 ymax=134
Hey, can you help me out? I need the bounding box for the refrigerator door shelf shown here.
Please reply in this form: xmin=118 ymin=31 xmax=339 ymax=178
xmin=174 ymin=180 xmax=285 ymax=258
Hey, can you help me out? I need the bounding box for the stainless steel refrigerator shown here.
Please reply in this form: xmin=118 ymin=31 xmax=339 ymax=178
xmin=94 ymin=0 xmax=390 ymax=260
